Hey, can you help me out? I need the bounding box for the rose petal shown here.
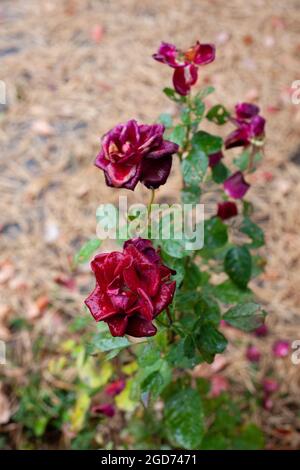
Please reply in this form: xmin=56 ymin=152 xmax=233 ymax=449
xmin=173 ymin=64 xmax=198 ymax=96
xmin=224 ymin=171 xmax=250 ymax=199
xmin=106 ymin=314 xmax=128 ymax=336
xmin=193 ymin=42 xmax=216 ymax=65
xmin=126 ymin=316 xmax=157 ymax=337
xmin=153 ymin=281 xmax=176 ymax=316
xmin=235 ymin=102 xmax=260 ymax=119
xmin=217 ymin=201 xmax=238 ymax=220
xmin=141 ymin=155 xmax=173 ymax=189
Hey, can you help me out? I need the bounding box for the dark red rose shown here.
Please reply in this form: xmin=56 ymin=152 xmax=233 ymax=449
xmin=95 ymin=120 xmax=178 ymax=190
xmin=85 ymin=238 xmax=176 ymax=338
xmin=225 ymin=102 xmax=265 ymax=149
xmin=217 ymin=201 xmax=238 ymax=220
xmin=153 ymin=40 xmax=215 ymax=96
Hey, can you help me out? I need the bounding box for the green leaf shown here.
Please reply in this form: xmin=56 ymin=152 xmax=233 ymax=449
xmin=166 ymin=339 xmax=202 ymax=368
xmin=138 ymin=343 xmax=161 ymax=368
xmin=211 ymin=280 xmax=253 ymax=304
xmin=204 ymin=217 xmax=228 ymax=249
xmin=196 ymin=86 xmax=215 ymax=99
xmin=182 ymin=148 xmax=208 ymax=186
xmin=223 ymin=302 xmax=267 ymax=332
xmin=164 ymin=388 xmax=204 ymax=449
xmin=192 ymin=130 xmax=223 ymax=155
xmin=161 ymin=253 xmax=185 ymax=285
xmin=206 ymin=104 xmax=230 ymax=125
xmin=73 ymin=238 xmax=101 ymax=265
xmin=193 ymin=97 xmax=205 ymax=117
xmin=233 ymin=424 xmax=265 ymax=450
xmin=224 ymin=246 xmax=252 ymax=288
xmin=233 ymin=150 xmax=262 ymax=171
xmin=240 ymin=217 xmax=265 ymax=248
xmin=163 ymin=87 xmax=185 ymax=103
xmin=195 ymin=295 xmax=221 ymax=326
xmin=181 ymin=185 xmax=201 ymax=204
xmin=168 ymin=125 xmax=186 ymax=147
xmin=158 ymin=112 xmax=173 ymax=128
xmin=195 ymin=322 xmax=227 ymax=361
xmin=141 ymin=361 xmax=172 ymax=400
xmin=184 ymin=261 xmax=202 ymax=289
xmin=89 ymin=333 xmax=130 ymax=353
xmin=211 ymin=161 xmax=229 ymax=183
xmin=180 ymin=108 xmax=191 ymax=125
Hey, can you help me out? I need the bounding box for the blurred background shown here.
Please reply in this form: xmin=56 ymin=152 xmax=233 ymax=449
xmin=0 ymin=0 xmax=300 ymax=449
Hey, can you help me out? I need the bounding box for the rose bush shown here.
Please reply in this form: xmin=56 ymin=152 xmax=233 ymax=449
xmin=77 ymin=39 xmax=269 ymax=450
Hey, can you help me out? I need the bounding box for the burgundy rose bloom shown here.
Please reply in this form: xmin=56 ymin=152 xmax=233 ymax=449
xmin=105 ymin=379 xmax=125 ymax=397
xmin=225 ymin=103 xmax=265 ymax=149
xmin=95 ymin=120 xmax=178 ymax=190
xmin=217 ymin=201 xmax=238 ymax=220
xmin=153 ymin=40 xmax=215 ymax=96
xmin=223 ymin=171 xmax=250 ymax=199
xmin=92 ymin=404 xmax=115 ymax=418
xmin=208 ymin=151 xmax=223 ymax=168
xmin=85 ymin=238 xmax=176 ymax=338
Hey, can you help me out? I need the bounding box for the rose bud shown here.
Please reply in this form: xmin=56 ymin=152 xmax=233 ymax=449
xmin=272 ymin=340 xmax=289 ymax=358
xmin=208 ymin=151 xmax=223 ymax=168
xmin=217 ymin=201 xmax=238 ymax=220
xmin=263 ymin=378 xmax=279 ymax=395
xmin=254 ymin=324 xmax=268 ymax=337
xmin=104 ymin=379 xmax=125 ymax=397
xmin=224 ymin=171 xmax=250 ymax=199
xmin=235 ymin=102 xmax=260 ymax=120
xmin=85 ymin=238 xmax=176 ymax=338
xmin=95 ymin=120 xmax=178 ymax=190
xmin=246 ymin=345 xmax=261 ymax=363
xmin=172 ymin=63 xmax=198 ymax=96
xmin=91 ymin=404 xmax=115 ymax=418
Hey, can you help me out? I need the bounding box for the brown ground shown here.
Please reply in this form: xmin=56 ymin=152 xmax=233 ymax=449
xmin=0 ymin=0 xmax=300 ymax=449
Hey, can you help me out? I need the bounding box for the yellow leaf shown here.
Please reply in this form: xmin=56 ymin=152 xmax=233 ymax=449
xmin=78 ymin=358 xmax=113 ymax=389
xmin=69 ymin=390 xmax=90 ymax=433
xmin=115 ymin=379 xmax=137 ymax=412
xmin=122 ymin=361 xmax=138 ymax=376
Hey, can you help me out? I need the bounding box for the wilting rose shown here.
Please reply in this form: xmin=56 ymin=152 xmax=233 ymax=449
xmin=153 ymin=40 xmax=215 ymax=96
xmin=217 ymin=201 xmax=238 ymax=220
xmin=225 ymin=102 xmax=265 ymax=149
xmin=224 ymin=171 xmax=250 ymax=199
xmin=95 ymin=120 xmax=178 ymax=190
xmin=105 ymin=379 xmax=125 ymax=397
xmin=85 ymin=238 xmax=176 ymax=338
